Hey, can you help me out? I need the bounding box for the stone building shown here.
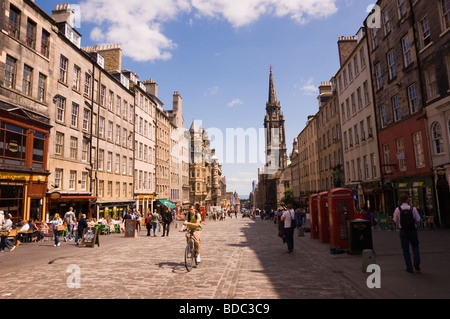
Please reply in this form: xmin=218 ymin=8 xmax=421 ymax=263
xmin=289 ymin=138 xmax=300 ymax=205
xmin=155 ymin=99 xmax=171 ymax=203
xmin=1 ymin=1 xmax=190 ymax=222
xmin=335 ymin=30 xmax=381 ymax=212
xmin=412 ymin=0 xmax=450 ymax=227
xmin=366 ymin=0 xmax=435 ymax=216
xmin=316 ymin=80 xmax=344 ymax=193
xmin=0 ymin=0 xmax=53 ymax=223
xmin=188 ymin=120 xmax=225 ymax=210
xmin=129 ymin=77 xmax=157 ymax=215
xmin=209 ymin=149 xmax=223 ymax=207
xmin=296 ymin=115 xmax=320 ymax=207
xmin=166 ymin=91 xmax=189 ymax=208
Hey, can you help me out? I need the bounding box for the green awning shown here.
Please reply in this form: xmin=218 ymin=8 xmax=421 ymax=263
xmin=158 ymin=199 xmax=176 ymax=208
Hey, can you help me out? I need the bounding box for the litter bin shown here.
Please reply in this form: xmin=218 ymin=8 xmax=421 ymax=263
xmin=348 ymin=219 xmax=373 ymax=254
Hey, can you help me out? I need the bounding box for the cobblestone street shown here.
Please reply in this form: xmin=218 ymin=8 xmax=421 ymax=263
xmin=2 ymin=216 xmax=450 ymax=301
xmin=0 ymin=217 xmax=366 ymax=299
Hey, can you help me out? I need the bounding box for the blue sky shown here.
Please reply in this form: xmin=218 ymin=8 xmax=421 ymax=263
xmin=37 ymin=0 xmax=374 ymax=198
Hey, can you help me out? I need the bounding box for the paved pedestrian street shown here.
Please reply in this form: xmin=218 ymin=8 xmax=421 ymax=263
xmin=1 ymin=217 xmax=450 ymax=302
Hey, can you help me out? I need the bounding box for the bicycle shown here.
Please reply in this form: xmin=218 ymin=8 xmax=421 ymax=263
xmin=184 ymin=229 xmax=199 ymax=272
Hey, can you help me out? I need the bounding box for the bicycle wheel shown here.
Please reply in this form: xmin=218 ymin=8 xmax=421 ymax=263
xmin=185 ymin=240 xmax=195 ymax=272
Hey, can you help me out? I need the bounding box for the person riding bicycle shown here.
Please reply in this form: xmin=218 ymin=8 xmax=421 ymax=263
xmin=179 ymin=205 xmax=202 ymax=263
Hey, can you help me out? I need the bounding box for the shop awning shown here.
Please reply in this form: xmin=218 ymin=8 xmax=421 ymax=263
xmin=158 ymin=199 xmax=177 ymax=208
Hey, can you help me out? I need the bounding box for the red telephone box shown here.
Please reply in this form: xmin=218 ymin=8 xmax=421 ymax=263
xmin=328 ymin=188 xmax=355 ymax=249
xmin=309 ymin=194 xmax=319 ymax=239
xmin=199 ymin=206 xmax=206 ymax=221
xmin=318 ymin=191 xmax=330 ymax=243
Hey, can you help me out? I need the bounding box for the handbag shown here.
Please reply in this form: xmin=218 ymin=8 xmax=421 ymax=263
xmin=57 ymin=225 xmax=66 ymax=231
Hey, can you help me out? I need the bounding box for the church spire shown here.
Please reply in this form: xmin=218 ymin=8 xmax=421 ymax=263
xmin=268 ymin=65 xmax=277 ymax=104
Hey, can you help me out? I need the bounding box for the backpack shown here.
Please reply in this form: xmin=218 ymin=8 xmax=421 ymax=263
xmin=289 ymin=210 xmax=297 ymax=228
xmin=399 ymin=207 xmax=415 ymax=230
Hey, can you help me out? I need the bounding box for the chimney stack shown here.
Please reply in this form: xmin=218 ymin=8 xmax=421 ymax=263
xmin=52 ymin=3 xmax=75 ymax=27
xmin=337 ymin=36 xmax=358 ymax=67
xmin=173 ymin=91 xmax=182 ymax=114
xmin=143 ymin=79 xmax=158 ymax=98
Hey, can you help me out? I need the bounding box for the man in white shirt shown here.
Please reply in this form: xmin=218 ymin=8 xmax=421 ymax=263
xmin=281 ymin=204 xmax=296 ymax=253
xmin=64 ymin=207 xmax=76 ymax=241
xmin=393 ymin=194 xmax=421 ymax=273
xmin=19 ymin=221 xmax=30 ymax=232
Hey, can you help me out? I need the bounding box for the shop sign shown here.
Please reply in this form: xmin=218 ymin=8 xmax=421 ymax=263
xmin=49 ymin=192 xmax=61 ymax=200
xmin=138 ymin=195 xmax=154 ymax=199
xmin=0 ymin=172 xmax=30 ymax=181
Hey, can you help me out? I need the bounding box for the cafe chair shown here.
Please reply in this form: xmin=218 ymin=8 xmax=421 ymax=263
xmin=100 ymin=224 xmax=109 ymax=235
xmin=7 ymin=229 xmax=18 ymax=245
xmin=43 ymin=224 xmax=54 ymax=241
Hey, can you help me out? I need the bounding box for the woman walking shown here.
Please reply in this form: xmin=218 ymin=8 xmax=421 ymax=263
xmin=52 ymin=213 xmax=64 ymax=247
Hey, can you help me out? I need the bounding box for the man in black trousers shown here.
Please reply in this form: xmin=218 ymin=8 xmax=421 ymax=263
xmin=161 ymin=207 xmax=173 ymax=237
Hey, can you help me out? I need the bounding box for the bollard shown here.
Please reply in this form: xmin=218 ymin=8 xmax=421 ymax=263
xmin=362 ymin=249 xmax=376 ymax=272
xmin=298 ymin=227 xmax=305 ymax=237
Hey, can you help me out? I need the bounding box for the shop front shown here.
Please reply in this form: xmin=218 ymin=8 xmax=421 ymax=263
xmin=154 ymin=199 xmax=177 ymax=214
xmin=0 ymin=104 xmax=51 ymax=224
xmin=360 ymin=181 xmax=382 ymax=213
xmin=46 ymin=192 xmax=96 ymax=221
xmin=136 ymin=194 xmax=154 ymax=215
xmin=0 ymin=172 xmax=48 ymax=224
xmin=96 ymin=201 xmax=135 ymax=220
xmin=395 ymin=175 xmax=437 ymax=222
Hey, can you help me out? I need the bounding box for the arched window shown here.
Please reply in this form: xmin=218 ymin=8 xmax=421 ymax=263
xmin=432 ymin=122 xmax=443 ymax=154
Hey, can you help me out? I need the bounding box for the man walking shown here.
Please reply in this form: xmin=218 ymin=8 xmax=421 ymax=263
xmin=64 ymin=207 xmax=76 ymax=242
xmin=281 ymin=204 xmax=296 ymax=253
xmin=393 ymin=194 xmax=421 ymax=273
xmin=161 ymin=207 xmax=173 ymax=237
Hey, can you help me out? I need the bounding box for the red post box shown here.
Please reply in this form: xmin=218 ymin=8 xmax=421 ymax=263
xmin=318 ymin=191 xmax=330 ymax=243
xmin=309 ymin=194 xmax=319 ymax=239
xmin=328 ymin=188 xmax=355 ymax=249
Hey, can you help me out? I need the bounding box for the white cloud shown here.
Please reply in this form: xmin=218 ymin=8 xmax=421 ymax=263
xmin=204 ymin=86 xmax=219 ymax=96
xmin=298 ymin=78 xmax=317 ymax=96
xmin=227 ymin=98 xmax=244 ymax=108
xmin=79 ymin=0 xmax=338 ymax=61
xmin=79 ymin=0 xmax=190 ymax=61
xmin=191 ymin=0 xmax=338 ymax=27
